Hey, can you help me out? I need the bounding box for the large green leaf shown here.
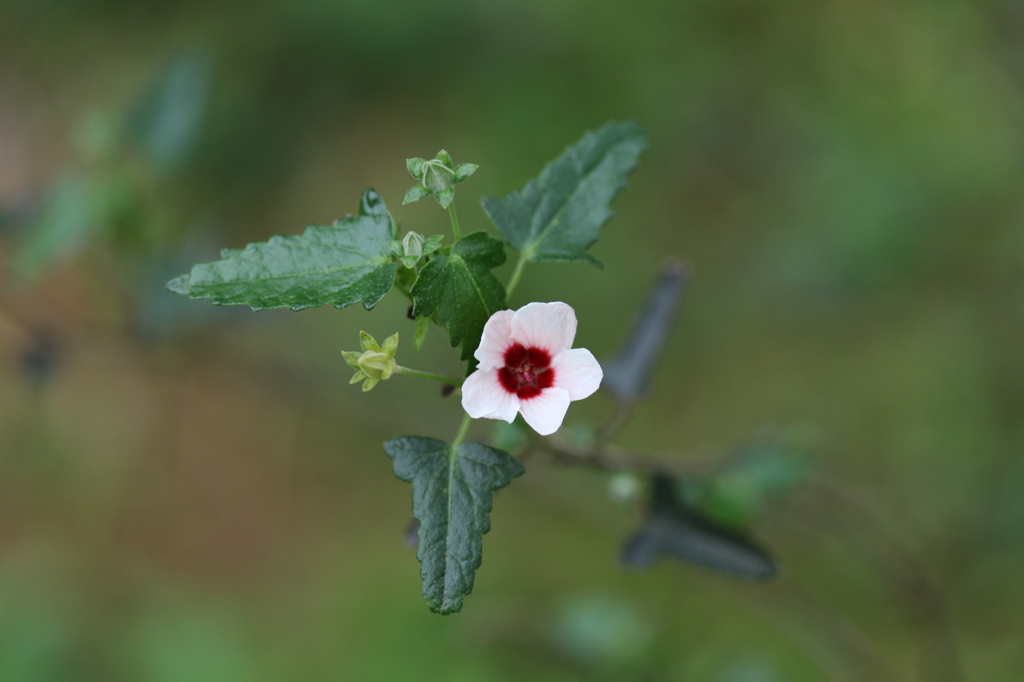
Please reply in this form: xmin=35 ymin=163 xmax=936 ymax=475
xmin=167 ymin=189 xmax=397 ymax=311
xmin=385 ymin=437 xmax=524 ymax=614
xmin=481 ymin=121 xmax=647 ymax=266
xmin=410 ymin=231 xmax=506 ymax=360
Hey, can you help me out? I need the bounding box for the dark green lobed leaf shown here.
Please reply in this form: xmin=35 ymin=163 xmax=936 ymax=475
xmin=167 ymin=189 xmax=397 ymax=312
xmin=481 ymin=121 xmax=648 ymax=266
xmin=602 ymin=260 xmax=689 ymax=401
xmin=385 ymin=437 xmax=525 ymax=614
xmin=621 ymin=474 xmax=777 ymax=579
xmin=410 ymin=231 xmax=506 ymax=361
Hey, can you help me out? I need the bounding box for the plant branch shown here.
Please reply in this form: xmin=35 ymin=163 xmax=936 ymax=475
xmin=520 ymin=438 xmax=713 ymax=478
xmin=505 ymin=253 xmax=528 ymax=299
xmin=451 ymin=413 xmax=472 ymax=450
xmin=448 ymin=202 xmax=462 ymax=241
xmin=395 ymin=365 xmax=462 ymax=386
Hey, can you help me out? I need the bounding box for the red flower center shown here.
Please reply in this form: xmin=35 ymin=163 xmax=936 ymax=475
xmin=498 ymin=343 xmax=555 ymax=399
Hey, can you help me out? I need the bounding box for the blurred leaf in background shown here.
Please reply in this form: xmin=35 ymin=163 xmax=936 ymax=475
xmin=126 ymin=50 xmax=212 ymax=176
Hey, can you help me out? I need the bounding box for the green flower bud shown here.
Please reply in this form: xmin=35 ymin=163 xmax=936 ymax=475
xmin=344 ymin=332 xmax=399 ymax=391
xmin=421 ymin=159 xmax=455 ymax=193
xmin=403 ymin=150 xmax=478 ymax=208
xmin=402 ymin=231 xmax=425 ymax=258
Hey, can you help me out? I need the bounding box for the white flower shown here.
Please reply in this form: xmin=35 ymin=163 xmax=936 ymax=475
xmin=461 ymin=302 xmax=603 ymax=436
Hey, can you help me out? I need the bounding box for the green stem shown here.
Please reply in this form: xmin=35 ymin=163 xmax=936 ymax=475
xmin=395 ymin=365 xmax=462 ymax=386
xmin=448 ymin=202 xmax=462 ymax=241
xmin=505 ymin=253 xmax=529 ymax=299
xmin=451 ymin=413 xmax=472 ymax=451
xmin=394 ymin=278 xmax=412 ymax=302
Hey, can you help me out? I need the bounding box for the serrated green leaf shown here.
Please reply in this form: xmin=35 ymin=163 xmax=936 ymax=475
xmin=167 ymin=189 xmax=397 ymax=311
xmin=406 ymin=157 xmax=426 ymax=179
xmin=435 ymin=150 xmax=454 ymax=169
xmin=481 ymin=121 xmax=647 ymax=265
xmin=412 ymin=316 xmax=430 ymax=351
xmin=410 ymin=232 xmax=506 ymax=360
xmin=385 ymin=437 xmax=525 ymax=614
xmin=453 ymin=163 xmax=478 ymax=183
xmin=435 ymin=187 xmax=455 ymax=209
xmin=403 ymin=183 xmax=431 ymax=205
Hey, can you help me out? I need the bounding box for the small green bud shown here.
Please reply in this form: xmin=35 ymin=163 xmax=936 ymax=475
xmin=402 ymin=231 xmax=425 ymax=258
xmin=422 ymin=159 xmax=455 ymax=193
xmin=608 ymin=473 xmax=642 ymax=505
xmin=404 ymin=150 xmax=477 ymax=208
xmin=345 ymin=331 xmax=399 ymax=391
xmin=358 ymin=351 xmax=395 ymax=379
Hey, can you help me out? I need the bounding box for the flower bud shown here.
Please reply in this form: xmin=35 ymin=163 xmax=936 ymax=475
xmin=343 ymin=332 xmax=399 ymax=391
xmin=421 ymin=159 xmax=455 ymax=193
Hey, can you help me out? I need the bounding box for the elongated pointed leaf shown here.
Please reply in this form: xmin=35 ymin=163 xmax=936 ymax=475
xmin=385 ymin=437 xmax=525 ymax=614
xmin=602 ymin=260 xmax=689 ymax=401
xmin=621 ymin=474 xmax=776 ymax=579
xmin=410 ymin=231 xmax=506 ymax=360
xmin=167 ymin=189 xmax=397 ymax=311
xmin=481 ymin=121 xmax=647 ymax=265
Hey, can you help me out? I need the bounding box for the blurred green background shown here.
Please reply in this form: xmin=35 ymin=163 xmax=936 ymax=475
xmin=1 ymin=0 xmax=1023 ymax=680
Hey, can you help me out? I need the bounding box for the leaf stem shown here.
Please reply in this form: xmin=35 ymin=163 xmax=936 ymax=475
xmin=448 ymin=202 xmax=462 ymax=241
xmin=451 ymin=413 xmax=472 ymax=451
xmin=396 ymin=365 xmax=462 ymax=386
xmin=504 ymin=253 xmax=529 ymax=299
xmin=393 ymin=278 xmax=413 ymax=302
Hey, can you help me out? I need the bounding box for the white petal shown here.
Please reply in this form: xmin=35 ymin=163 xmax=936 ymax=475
xmin=474 ymin=309 xmax=515 ymax=370
xmin=551 ymin=348 xmax=603 ymax=401
xmin=510 ymin=301 xmax=577 ymax=353
xmin=518 ymin=387 xmax=571 ymax=436
xmin=461 ymin=368 xmax=520 ymax=422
